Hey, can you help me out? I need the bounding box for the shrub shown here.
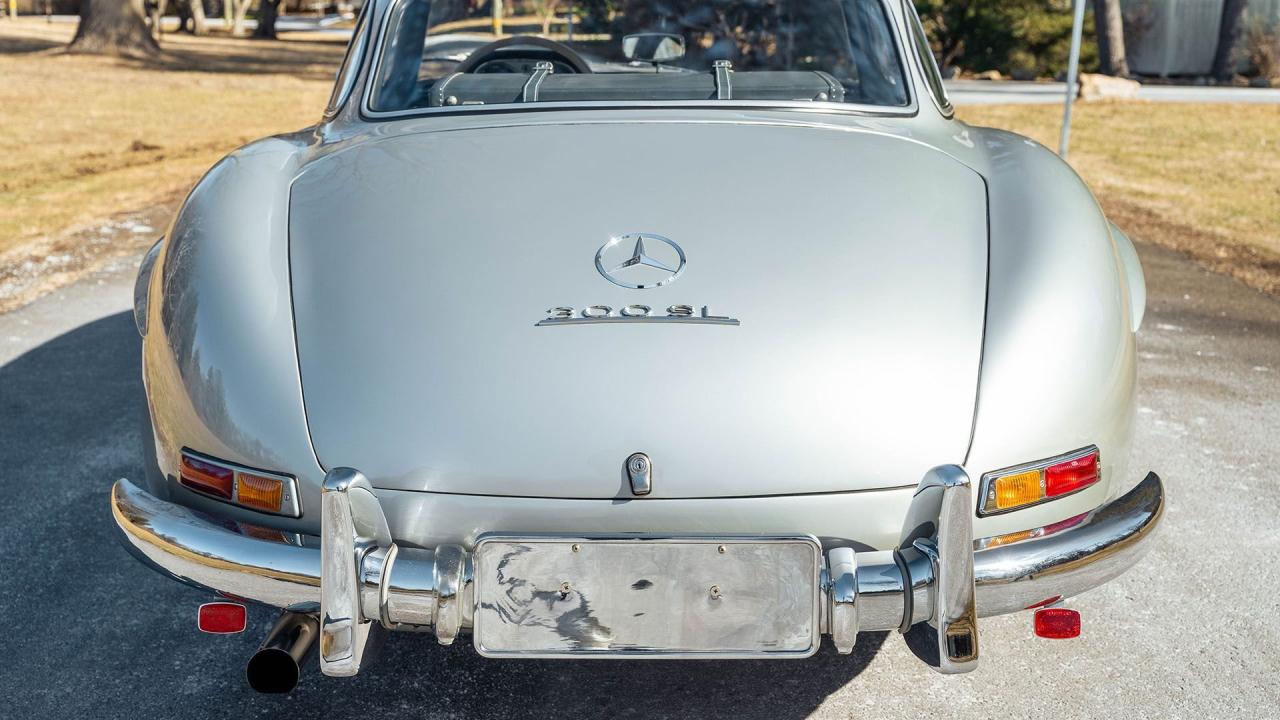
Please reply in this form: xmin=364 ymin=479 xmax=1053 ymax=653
xmin=1242 ymin=20 xmax=1280 ymax=83
xmin=915 ymin=0 xmax=1099 ymax=79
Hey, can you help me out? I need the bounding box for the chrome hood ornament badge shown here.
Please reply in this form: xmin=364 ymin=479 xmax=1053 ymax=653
xmin=596 ymin=233 xmax=686 ymax=289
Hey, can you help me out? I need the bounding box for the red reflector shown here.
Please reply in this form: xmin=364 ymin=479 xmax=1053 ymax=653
xmin=1045 ymin=451 xmax=1099 ymax=498
xmin=1034 ymin=607 xmax=1081 ymax=639
xmin=180 ymin=452 xmax=234 ymax=499
xmin=197 ymin=602 xmax=246 ymax=634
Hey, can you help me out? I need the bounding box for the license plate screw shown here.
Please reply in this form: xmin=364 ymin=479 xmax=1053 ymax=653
xmin=560 ymin=581 xmax=572 ymax=597
xmin=572 ymin=544 xmax=581 ymax=553
xmin=717 ymin=545 xmax=727 ymax=554
xmin=709 ymin=585 xmax=722 ymax=600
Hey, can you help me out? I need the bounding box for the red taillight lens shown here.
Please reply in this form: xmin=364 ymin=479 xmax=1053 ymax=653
xmin=1045 ymin=450 xmax=1100 ymax=498
xmin=1034 ymin=607 xmax=1081 ymax=639
xmin=197 ymin=602 xmax=246 ymax=634
xmin=180 ymin=452 xmax=234 ymax=499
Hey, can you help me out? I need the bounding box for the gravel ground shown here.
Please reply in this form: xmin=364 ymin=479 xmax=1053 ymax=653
xmin=1 ymin=242 xmax=1277 ymax=719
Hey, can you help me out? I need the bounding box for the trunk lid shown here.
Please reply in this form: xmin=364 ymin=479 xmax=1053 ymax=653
xmin=289 ymin=120 xmax=987 ymax=498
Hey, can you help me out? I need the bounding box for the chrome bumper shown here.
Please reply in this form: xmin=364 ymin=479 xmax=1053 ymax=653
xmin=111 ymin=468 xmax=1164 ymax=675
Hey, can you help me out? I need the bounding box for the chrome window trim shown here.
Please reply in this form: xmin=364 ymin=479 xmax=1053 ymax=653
xmin=358 ymin=0 xmax=918 ymax=121
xmin=976 ymin=445 xmax=1100 ymax=517
xmin=900 ymin=0 xmax=953 ymax=118
xmin=324 ymin=0 xmax=375 ymax=119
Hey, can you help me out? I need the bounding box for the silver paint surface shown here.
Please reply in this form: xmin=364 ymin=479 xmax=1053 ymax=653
xmin=287 ymin=121 xmax=988 ymax=499
xmin=135 ymin=0 xmax=1147 ymax=545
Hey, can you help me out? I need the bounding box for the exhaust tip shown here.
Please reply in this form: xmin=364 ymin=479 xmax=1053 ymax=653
xmin=246 ymin=647 xmax=301 ymax=694
xmin=246 ymin=611 xmax=318 ymax=694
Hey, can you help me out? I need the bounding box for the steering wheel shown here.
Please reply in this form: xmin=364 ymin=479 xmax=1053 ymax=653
xmin=454 ymin=36 xmax=592 ymax=75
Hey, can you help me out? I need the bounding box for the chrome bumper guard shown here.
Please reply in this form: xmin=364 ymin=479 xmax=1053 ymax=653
xmin=111 ymin=467 xmax=1164 ymax=676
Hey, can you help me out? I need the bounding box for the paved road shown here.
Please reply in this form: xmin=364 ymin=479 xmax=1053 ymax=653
xmin=947 ymin=79 xmax=1280 ymax=104
xmin=2 ymin=242 xmax=1278 ymax=719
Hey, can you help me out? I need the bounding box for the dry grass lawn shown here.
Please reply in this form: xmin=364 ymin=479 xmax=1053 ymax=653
xmin=0 ymin=17 xmax=1277 ymax=306
xmin=0 ymin=20 xmax=342 ymax=254
xmin=960 ymin=103 xmax=1280 ymax=295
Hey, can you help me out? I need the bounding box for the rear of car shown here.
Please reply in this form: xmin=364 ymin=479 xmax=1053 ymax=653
xmin=112 ymin=0 xmax=1164 ymax=691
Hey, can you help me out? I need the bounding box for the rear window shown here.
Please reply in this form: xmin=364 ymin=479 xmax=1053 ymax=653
xmin=368 ymin=0 xmax=911 ymax=114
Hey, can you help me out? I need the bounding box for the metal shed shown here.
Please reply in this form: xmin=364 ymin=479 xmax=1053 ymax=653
xmin=1123 ymin=0 xmax=1280 ymax=76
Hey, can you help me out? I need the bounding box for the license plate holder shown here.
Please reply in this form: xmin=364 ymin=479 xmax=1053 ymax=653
xmin=471 ymin=535 xmax=821 ymax=658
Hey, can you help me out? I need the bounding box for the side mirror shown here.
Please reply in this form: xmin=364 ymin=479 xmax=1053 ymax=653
xmin=622 ymin=33 xmax=686 ymax=63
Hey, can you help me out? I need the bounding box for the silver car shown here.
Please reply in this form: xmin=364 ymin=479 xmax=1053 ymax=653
xmin=112 ymin=0 xmax=1165 ymax=693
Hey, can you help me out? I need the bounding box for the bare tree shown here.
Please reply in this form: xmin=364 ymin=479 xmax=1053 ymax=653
xmin=253 ymin=0 xmax=280 ymax=38
xmin=1091 ymin=0 xmax=1129 ymax=76
xmin=68 ymin=0 xmax=160 ymax=56
xmin=1211 ymin=0 xmax=1249 ymax=80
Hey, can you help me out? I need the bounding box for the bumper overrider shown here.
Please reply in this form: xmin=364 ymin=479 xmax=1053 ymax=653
xmin=111 ymin=466 xmax=1164 ymax=676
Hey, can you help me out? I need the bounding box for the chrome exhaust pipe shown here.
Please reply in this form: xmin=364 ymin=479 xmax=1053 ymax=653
xmin=246 ymin=611 xmax=319 ymax=694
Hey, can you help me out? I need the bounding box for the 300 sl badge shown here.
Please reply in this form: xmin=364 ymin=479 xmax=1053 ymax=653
xmin=537 ymin=304 xmax=740 ymax=326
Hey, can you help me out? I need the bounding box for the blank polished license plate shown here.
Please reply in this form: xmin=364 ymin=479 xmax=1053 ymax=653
xmin=471 ymin=535 xmax=822 ymax=658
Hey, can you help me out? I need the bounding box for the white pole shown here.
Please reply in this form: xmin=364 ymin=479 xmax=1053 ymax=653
xmin=1059 ymin=0 xmax=1087 ymax=158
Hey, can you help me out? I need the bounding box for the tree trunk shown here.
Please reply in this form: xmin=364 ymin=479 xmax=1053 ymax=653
xmin=253 ymin=0 xmax=279 ymax=38
xmin=1091 ymin=0 xmax=1129 ymax=76
xmin=68 ymin=0 xmax=161 ymax=56
xmin=540 ymin=0 xmax=560 ymax=35
xmin=189 ymin=0 xmax=206 ymax=34
xmin=229 ymin=0 xmax=250 ymax=35
xmin=1211 ymin=0 xmax=1249 ymax=81
xmin=177 ymin=0 xmax=207 ymax=34
xmin=146 ymin=0 xmax=167 ymax=42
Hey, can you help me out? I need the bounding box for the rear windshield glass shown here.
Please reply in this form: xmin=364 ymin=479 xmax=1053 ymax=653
xmin=368 ymin=0 xmax=911 ymax=113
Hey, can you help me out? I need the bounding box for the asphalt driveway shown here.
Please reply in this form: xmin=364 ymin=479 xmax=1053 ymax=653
xmin=1 ymin=243 xmax=1278 ymax=719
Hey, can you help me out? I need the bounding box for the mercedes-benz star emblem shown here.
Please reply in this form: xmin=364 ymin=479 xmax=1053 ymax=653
xmin=595 ymin=233 xmax=686 ymax=289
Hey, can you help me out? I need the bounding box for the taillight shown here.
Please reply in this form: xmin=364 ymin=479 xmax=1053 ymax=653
xmin=178 ymin=449 xmax=300 ymax=517
xmin=979 ymin=447 xmax=1100 ymax=516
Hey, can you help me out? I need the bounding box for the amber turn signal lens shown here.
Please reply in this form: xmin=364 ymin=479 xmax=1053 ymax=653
xmin=993 ymin=469 xmax=1042 ymax=510
xmin=236 ymin=472 xmax=285 ymax=513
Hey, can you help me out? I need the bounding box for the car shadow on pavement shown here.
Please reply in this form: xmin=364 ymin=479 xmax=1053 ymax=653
xmin=0 ymin=311 xmax=887 ymax=719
